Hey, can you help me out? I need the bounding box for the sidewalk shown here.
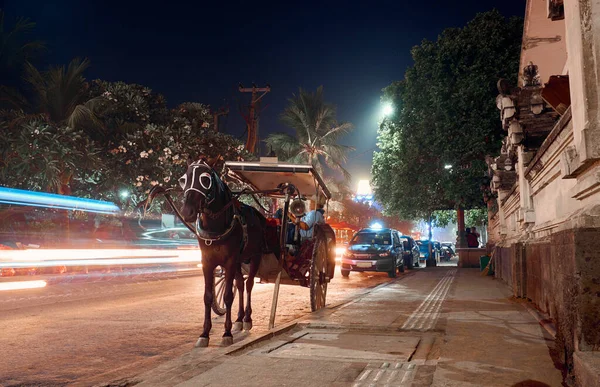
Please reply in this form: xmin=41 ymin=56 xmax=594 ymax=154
xmin=118 ymin=268 xmax=565 ymax=387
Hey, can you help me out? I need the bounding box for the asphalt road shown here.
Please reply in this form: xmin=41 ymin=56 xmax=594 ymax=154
xmin=0 ymin=266 xmax=400 ymax=386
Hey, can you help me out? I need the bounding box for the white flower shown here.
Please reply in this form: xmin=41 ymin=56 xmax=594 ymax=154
xmin=209 ymin=143 xmax=213 ymax=147
xmin=136 ymin=175 xmax=144 ymax=181
xmin=184 ymin=124 xmax=191 ymax=130
xmin=150 ymin=180 xmax=159 ymax=186
xmin=202 ymin=122 xmax=210 ymax=128
xmin=118 ymin=145 xmax=127 ymax=153
xmin=136 ymin=182 xmax=142 ymax=187
xmin=34 ymin=129 xmax=40 ymax=135
xmin=148 ymin=149 xmax=153 ymax=154
xmin=158 ymin=157 xmax=164 ymax=162
xmin=140 ymin=151 xmax=149 ymax=159
xmin=164 ymin=176 xmax=170 ymax=182
xmin=173 ymin=154 xmax=179 ymax=160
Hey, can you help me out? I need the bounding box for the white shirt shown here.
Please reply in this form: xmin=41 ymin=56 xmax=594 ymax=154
xmin=299 ymin=210 xmax=325 ymax=239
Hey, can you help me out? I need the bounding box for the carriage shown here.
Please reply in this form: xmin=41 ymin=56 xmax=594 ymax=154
xmin=210 ymin=160 xmax=337 ymax=328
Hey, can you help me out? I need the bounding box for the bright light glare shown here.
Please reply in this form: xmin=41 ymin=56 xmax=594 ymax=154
xmin=370 ymin=222 xmax=383 ymax=230
xmin=120 ymin=190 xmax=129 ymax=198
xmin=0 ymin=248 xmax=201 ymax=268
xmin=335 ymin=247 xmax=346 ymax=255
xmin=356 ymin=180 xmax=372 ymax=196
xmin=382 ymin=102 xmax=394 ymax=116
xmin=0 ymin=280 xmax=47 ymax=291
xmin=444 ymin=164 xmax=453 ymax=169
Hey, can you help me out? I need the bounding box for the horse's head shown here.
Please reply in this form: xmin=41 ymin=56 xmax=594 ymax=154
xmin=179 ymin=159 xmax=219 ymax=223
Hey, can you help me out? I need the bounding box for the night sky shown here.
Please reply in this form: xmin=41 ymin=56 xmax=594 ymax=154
xmin=4 ymin=0 xmax=525 ymax=185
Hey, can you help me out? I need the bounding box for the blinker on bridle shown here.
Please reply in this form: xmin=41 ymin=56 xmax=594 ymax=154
xmin=180 ymin=161 xmax=216 ymax=204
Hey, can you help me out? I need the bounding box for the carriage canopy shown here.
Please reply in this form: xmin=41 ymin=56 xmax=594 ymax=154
xmin=223 ymin=160 xmax=332 ymax=200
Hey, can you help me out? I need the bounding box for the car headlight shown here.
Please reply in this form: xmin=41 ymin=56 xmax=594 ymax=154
xmin=335 ymin=247 xmax=346 ymax=255
xmin=420 ymin=253 xmax=425 ymax=258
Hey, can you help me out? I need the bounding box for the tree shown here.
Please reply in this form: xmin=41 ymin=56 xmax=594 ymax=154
xmin=0 ymin=119 xmax=100 ymax=194
xmin=0 ymin=10 xmax=45 ymax=109
xmin=373 ymin=10 xmax=522 ymax=238
xmin=265 ymin=86 xmax=355 ymax=181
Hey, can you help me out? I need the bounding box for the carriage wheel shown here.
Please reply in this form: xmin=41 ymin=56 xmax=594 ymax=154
xmin=310 ymin=228 xmax=328 ymax=312
xmin=212 ymin=265 xmax=241 ymax=316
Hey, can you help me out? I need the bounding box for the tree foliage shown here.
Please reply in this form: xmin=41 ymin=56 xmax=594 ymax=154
xmin=265 ymin=86 xmax=355 ymax=181
xmin=1 ymin=70 xmax=252 ymax=211
xmin=372 ymin=10 xmax=522 ymax=222
xmin=431 ymin=208 xmax=488 ymax=228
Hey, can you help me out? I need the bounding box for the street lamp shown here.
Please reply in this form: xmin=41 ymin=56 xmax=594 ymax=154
xmin=382 ymin=102 xmax=394 ymax=117
xmin=120 ymin=190 xmax=129 ymax=199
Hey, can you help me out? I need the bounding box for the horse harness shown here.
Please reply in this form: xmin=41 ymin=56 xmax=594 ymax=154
xmin=181 ymin=161 xmax=249 ymax=253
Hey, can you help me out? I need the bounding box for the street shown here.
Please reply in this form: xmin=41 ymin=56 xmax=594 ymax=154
xmin=0 ymin=266 xmax=399 ymax=386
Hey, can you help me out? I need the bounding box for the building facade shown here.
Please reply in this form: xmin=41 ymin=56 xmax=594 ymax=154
xmin=487 ymin=0 xmax=600 ymax=383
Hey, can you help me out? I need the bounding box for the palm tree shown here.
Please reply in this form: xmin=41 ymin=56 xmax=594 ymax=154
xmin=0 ymin=10 xmax=46 ymax=109
xmin=24 ymin=57 xmax=103 ymax=128
xmin=265 ymin=86 xmax=355 ymax=181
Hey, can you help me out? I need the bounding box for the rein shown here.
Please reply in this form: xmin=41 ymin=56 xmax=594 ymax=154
xmin=139 ymin=176 xmax=288 ymax=247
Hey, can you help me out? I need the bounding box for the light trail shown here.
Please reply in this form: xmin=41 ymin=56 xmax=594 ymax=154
xmin=0 ymin=186 xmax=120 ymax=214
xmin=0 ymin=280 xmax=47 ymax=291
xmin=0 ymin=248 xmax=201 ymax=268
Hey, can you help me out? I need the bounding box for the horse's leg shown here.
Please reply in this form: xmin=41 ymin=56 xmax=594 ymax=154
xmin=221 ymin=260 xmax=236 ymax=346
xmin=195 ymin=262 xmax=215 ymax=348
xmin=233 ymin=265 xmax=245 ymax=332
xmin=243 ymin=256 xmax=260 ymax=331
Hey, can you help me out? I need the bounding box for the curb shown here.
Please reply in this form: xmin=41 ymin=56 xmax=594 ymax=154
xmin=522 ymin=302 xmax=557 ymax=339
xmin=226 ymin=269 xmax=417 ymax=354
xmin=93 ymin=269 xmax=419 ymax=387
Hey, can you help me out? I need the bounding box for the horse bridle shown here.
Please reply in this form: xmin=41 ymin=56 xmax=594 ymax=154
xmin=180 ymin=161 xmax=217 ymax=205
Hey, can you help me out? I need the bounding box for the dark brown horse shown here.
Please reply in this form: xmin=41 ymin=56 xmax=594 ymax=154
xmin=179 ymin=159 xmax=268 ymax=347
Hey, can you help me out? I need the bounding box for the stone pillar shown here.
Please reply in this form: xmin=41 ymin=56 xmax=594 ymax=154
xmin=564 ymin=0 xmax=600 ymax=171
xmin=517 ymin=146 xmax=535 ymax=230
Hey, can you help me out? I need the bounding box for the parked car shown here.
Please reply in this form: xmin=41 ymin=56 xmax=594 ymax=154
xmin=397 ymin=233 xmax=420 ymax=269
xmin=416 ymin=240 xmax=434 ymax=265
xmin=341 ymin=227 xmax=404 ymax=278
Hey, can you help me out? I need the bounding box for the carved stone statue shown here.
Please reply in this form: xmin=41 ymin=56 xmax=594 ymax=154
xmin=523 ymin=61 xmax=541 ymax=87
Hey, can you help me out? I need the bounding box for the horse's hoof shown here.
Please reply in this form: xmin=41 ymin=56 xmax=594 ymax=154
xmin=195 ymin=337 xmax=209 ymax=348
xmin=243 ymin=321 xmax=253 ymax=331
xmin=233 ymin=322 xmax=243 ymax=331
xmin=221 ymin=336 xmax=234 ymax=346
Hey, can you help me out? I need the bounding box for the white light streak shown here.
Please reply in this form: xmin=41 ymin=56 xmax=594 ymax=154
xmin=0 ymin=280 xmax=47 ymax=291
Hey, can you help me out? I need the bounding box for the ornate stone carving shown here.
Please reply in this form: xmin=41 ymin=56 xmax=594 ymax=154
xmin=523 ymin=61 xmax=541 ymax=87
xmin=530 ymin=93 xmax=545 ymax=115
xmin=508 ymin=120 xmax=524 ymax=147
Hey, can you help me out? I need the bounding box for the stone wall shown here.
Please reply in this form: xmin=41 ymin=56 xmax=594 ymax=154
xmin=493 ymin=227 xmax=600 ymax=373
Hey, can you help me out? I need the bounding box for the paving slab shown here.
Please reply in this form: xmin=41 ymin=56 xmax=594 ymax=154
xmin=129 ymin=267 xmax=566 ymax=387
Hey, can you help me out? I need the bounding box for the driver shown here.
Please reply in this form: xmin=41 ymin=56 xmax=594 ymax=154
xmin=298 ymin=195 xmax=326 ymax=239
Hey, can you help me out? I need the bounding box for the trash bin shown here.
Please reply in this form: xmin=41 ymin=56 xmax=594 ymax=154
xmin=479 ymin=255 xmax=490 ymax=272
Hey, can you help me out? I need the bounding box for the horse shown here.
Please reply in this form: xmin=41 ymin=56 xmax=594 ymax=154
xmin=179 ymin=158 xmax=269 ymax=347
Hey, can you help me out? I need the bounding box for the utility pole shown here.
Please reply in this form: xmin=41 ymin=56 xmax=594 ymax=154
xmin=239 ymin=83 xmax=270 ymax=154
xmin=212 ymin=107 xmax=229 ymax=132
